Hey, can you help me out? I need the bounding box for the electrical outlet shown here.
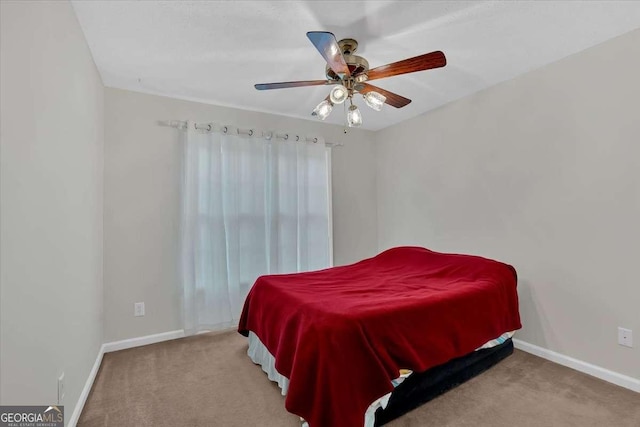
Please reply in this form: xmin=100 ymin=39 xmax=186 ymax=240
xmin=58 ymin=372 xmax=65 ymax=404
xmin=134 ymin=302 xmax=145 ymax=317
xmin=618 ymin=327 xmax=633 ymax=348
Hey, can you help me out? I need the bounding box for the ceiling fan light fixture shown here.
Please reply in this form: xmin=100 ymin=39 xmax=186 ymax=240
xmin=257 ymin=33 xmax=440 ymax=125
xmin=347 ymin=104 xmax=362 ymax=127
xmin=312 ymin=99 xmax=333 ymax=120
xmin=329 ymin=85 xmax=349 ymax=104
xmin=363 ymin=91 xmax=386 ymax=111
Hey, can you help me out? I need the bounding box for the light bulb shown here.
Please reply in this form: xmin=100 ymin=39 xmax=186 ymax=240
xmin=329 ymin=85 xmax=348 ymax=104
xmin=347 ymin=104 xmax=362 ymax=127
xmin=363 ymin=91 xmax=386 ymax=111
xmin=312 ymin=100 xmax=333 ymax=120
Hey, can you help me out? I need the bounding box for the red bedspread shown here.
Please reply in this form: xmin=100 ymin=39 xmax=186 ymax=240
xmin=238 ymin=247 xmax=521 ymax=427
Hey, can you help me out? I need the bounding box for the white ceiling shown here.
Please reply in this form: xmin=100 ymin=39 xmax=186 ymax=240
xmin=72 ymin=1 xmax=640 ymax=131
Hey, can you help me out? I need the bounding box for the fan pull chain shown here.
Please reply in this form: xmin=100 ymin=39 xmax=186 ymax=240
xmin=343 ymin=100 xmax=348 ymax=134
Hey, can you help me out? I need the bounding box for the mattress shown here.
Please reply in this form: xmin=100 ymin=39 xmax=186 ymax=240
xmin=247 ymin=330 xmax=515 ymax=427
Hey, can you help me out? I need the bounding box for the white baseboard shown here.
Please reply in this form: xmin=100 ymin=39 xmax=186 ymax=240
xmin=513 ymin=338 xmax=640 ymax=393
xmin=68 ymin=330 xmax=186 ymax=426
xmin=102 ymin=329 xmax=185 ymax=353
xmin=68 ymin=344 xmax=105 ymax=427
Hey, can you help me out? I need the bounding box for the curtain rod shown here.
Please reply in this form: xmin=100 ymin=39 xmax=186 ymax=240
xmin=158 ymin=120 xmax=343 ymax=147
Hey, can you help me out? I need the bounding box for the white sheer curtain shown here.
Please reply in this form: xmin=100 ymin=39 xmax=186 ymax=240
xmin=180 ymin=122 xmax=330 ymax=335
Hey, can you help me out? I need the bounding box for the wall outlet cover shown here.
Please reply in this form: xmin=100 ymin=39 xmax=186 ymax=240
xmin=134 ymin=302 xmax=145 ymax=317
xmin=618 ymin=327 xmax=633 ymax=348
xmin=58 ymin=372 xmax=65 ymax=404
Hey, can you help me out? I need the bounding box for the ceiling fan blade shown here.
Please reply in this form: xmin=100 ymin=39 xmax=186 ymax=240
xmin=367 ymin=51 xmax=446 ymax=81
xmin=255 ymin=80 xmax=331 ymax=90
xmin=359 ymin=83 xmax=411 ymax=108
xmin=307 ymin=31 xmax=351 ymax=78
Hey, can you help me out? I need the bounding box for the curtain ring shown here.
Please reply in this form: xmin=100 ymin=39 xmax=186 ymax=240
xmin=222 ymin=126 xmax=228 ymax=134
xmin=248 ymin=129 xmax=254 ymax=136
xmin=313 ymin=137 xmax=318 ymax=143
xmin=295 ymin=135 xmax=300 ymax=142
xmin=206 ymin=124 xmax=212 ymax=131
xmin=284 ymin=133 xmax=289 ymax=140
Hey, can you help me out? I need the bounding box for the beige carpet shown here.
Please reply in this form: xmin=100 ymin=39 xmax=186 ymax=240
xmin=79 ymin=331 xmax=640 ymax=427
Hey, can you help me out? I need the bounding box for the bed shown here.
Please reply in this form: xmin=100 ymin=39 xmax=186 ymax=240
xmin=238 ymin=246 xmax=521 ymax=427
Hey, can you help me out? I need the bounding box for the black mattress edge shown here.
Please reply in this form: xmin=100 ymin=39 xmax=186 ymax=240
xmin=374 ymin=338 xmax=514 ymax=426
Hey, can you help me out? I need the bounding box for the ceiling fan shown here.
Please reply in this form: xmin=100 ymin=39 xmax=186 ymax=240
xmin=255 ymin=31 xmax=446 ymax=127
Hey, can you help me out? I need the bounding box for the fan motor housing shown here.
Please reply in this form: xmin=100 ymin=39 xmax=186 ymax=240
xmin=326 ymin=54 xmax=369 ymax=82
xmin=325 ymin=38 xmax=369 ymax=82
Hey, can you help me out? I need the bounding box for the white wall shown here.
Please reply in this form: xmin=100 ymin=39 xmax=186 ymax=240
xmin=375 ymin=29 xmax=640 ymax=379
xmin=0 ymin=0 xmax=104 ymax=420
xmin=103 ymin=88 xmax=377 ymax=342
